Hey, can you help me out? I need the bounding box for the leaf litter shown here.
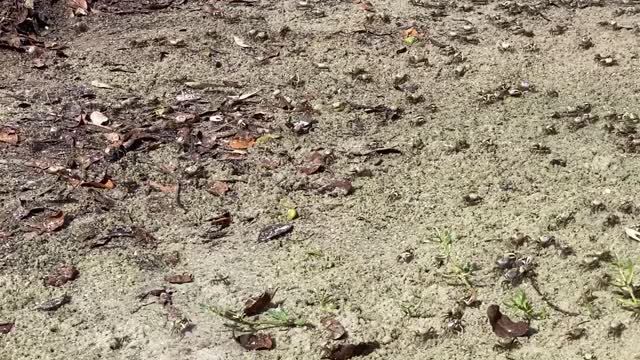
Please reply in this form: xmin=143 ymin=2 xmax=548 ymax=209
xmin=322 ymin=341 xmax=380 ymax=360
xmin=234 ymin=331 xmax=274 ymax=350
xmin=257 ymin=223 xmax=293 ymax=242
xmin=44 ymin=265 xmax=79 ymax=287
xmin=244 ymin=288 xmax=277 ymax=316
xmin=487 ymin=305 xmax=531 ymax=338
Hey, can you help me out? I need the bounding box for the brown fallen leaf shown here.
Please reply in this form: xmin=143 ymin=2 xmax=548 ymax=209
xmin=36 ymin=294 xmax=71 ymax=311
xmin=165 ymin=273 xmax=194 ymax=284
xmin=403 ymin=27 xmax=419 ymax=38
xmin=0 ymin=128 xmax=19 ymax=145
xmin=234 ymin=332 xmax=274 ymax=350
xmin=149 ymin=181 xmax=178 ymax=193
xmin=318 ymin=179 xmax=354 ymax=196
xmin=210 ymin=212 xmax=232 ymax=228
xmin=322 ymin=341 xmax=380 ymax=360
xmin=299 ymin=151 xmax=331 ymax=175
xmin=44 ymin=265 xmax=79 ymax=287
xmin=44 ymin=211 xmax=66 ymax=232
xmin=321 ymin=317 xmax=347 ymax=340
xmin=132 ymin=226 xmax=158 ymax=247
xmin=229 ymin=136 xmax=256 ymax=150
xmin=208 ymin=181 xmax=230 ymax=196
xmin=0 ymin=322 xmax=14 ymax=334
xmin=487 ymin=305 xmax=530 ymax=338
xmin=81 ymin=175 xmax=115 ymax=190
xmin=244 ymin=288 xmax=277 ymax=316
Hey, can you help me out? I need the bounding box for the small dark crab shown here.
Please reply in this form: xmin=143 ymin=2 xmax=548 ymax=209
xmin=497 ymin=254 xmax=537 ymax=287
xmin=443 ymin=306 xmax=466 ymax=335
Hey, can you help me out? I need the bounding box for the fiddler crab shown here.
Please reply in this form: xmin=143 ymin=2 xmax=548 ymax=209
xmin=495 ymin=253 xmax=537 ymax=287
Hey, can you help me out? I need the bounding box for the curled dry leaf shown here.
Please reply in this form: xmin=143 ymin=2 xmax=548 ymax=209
xmin=318 ymin=179 xmax=354 ymax=196
xmin=229 ymin=136 xmax=256 ymax=150
xmin=0 ymin=322 xmax=14 ymax=334
xmin=165 ymin=273 xmax=194 ymax=284
xmin=234 ymin=332 xmax=274 ymax=351
xmin=487 ymin=305 xmax=530 ymax=338
xmin=44 ymin=211 xmax=66 ymax=232
xmin=36 ymin=295 xmax=71 ymax=311
xmin=233 ymin=36 xmax=252 ymax=48
xmin=322 ymin=341 xmax=380 ymax=360
xmin=208 ymin=181 xmax=230 ymax=196
xmin=258 ymin=223 xmax=293 ymax=242
xmin=81 ymin=175 xmax=115 ymax=190
xmin=321 ymin=317 xmax=347 ymax=340
xmin=149 ymin=181 xmax=178 ymax=193
xmin=44 ymin=265 xmax=79 ymax=287
xmin=0 ymin=128 xmax=19 ymax=145
xmin=244 ymin=288 xmax=277 ymax=316
xmin=89 ymin=111 xmax=109 ymax=126
xmin=299 ymin=151 xmax=331 ymax=175
xmin=625 ymin=227 xmax=640 ymax=242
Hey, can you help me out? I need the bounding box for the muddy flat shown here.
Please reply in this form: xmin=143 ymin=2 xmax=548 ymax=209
xmin=2 ymin=0 xmax=640 ymax=359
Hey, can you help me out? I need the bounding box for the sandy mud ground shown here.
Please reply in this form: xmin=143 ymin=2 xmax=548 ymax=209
xmin=2 ymin=0 xmax=640 ymax=359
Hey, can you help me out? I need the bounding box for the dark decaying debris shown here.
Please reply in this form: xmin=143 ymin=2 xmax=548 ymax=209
xmin=487 ymin=305 xmax=530 ymax=338
xmin=322 ymin=317 xmax=347 ymax=340
xmin=321 ymin=341 xmax=380 ymax=360
xmin=257 ymin=223 xmax=293 ymax=242
xmin=234 ymin=331 xmax=275 ymax=350
xmin=44 ymin=265 xmax=79 ymax=287
xmin=35 ymin=294 xmax=71 ymax=311
xmin=165 ymin=273 xmax=194 ymax=284
xmin=244 ymin=288 xmax=277 ymax=316
xmin=0 ymin=322 xmax=14 ymax=334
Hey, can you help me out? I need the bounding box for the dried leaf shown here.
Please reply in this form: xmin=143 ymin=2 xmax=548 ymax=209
xmin=89 ymin=111 xmax=109 ymax=126
xmin=81 ymin=175 xmax=115 ymax=190
xmin=235 ymin=332 xmax=274 ymax=350
xmin=322 ymin=342 xmax=380 ymax=360
xmin=90 ymin=80 xmax=112 ymax=89
xmin=258 ymin=223 xmax=293 ymax=242
xmin=233 ymin=36 xmax=252 ymax=48
xmin=244 ymin=288 xmax=277 ymax=316
xmin=44 ymin=265 xmax=79 ymax=287
xmin=210 ymin=212 xmax=233 ymax=228
xmin=44 ymin=211 xmax=65 ymax=232
xmin=487 ymin=305 xmax=530 ymax=338
xmin=208 ymin=181 xmax=230 ymax=196
xmin=322 ymin=317 xmax=347 ymax=340
xmin=299 ymin=151 xmax=331 ymax=175
xmin=0 ymin=322 xmax=14 ymax=334
xmin=165 ymin=273 xmax=194 ymax=284
xmin=36 ymin=295 xmax=71 ymax=311
xmin=229 ymin=137 xmax=256 ymax=150
xmin=403 ymin=28 xmax=419 ymax=37
xmin=0 ymin=128 xmax=19 ymax=145
xmin=625 ymin=227 xmax=640 ymax=242
xmin=132 ymin=226 xmax=158 ymax=247
xmin=318 ymin=179 xmax=354 ymax=196
xmin=149 ymin=181 xmax=178 ymax=193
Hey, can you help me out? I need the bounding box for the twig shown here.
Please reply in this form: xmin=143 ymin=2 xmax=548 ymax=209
xmin=530 ymin=278 xmax=579 ymax=316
